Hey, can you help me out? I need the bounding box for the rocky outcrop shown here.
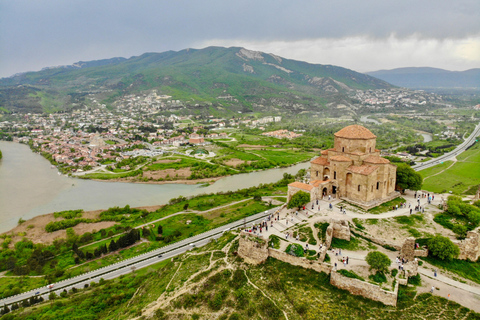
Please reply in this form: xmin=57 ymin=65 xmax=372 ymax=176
xmin=237 ymin=232 xmax=268 ymax=265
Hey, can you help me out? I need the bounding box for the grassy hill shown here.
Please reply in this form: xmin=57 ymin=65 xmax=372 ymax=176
xmin=0 ymin=46 xmax=392 ymax=114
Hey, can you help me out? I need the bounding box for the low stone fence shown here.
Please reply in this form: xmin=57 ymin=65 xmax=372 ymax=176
xmin=330 ymin=271 xmax=398 ymax=306
xmin=268 ymin=249 xmax=332 ymax=274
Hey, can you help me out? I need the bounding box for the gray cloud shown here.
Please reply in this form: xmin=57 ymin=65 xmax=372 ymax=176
xmin=1 ymin=0 xmax=479 ymax=77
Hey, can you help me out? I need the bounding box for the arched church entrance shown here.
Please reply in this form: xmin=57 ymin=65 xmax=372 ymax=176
xmin=322 ymin=187 xmax=328 ymax=197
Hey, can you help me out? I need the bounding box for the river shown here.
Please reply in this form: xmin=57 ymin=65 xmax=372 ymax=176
xmin=0 ymin=141 xmax=309 ymax=233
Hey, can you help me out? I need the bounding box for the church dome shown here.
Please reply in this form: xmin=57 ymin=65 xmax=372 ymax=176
xmin=334 ymin=125 xmax=376 ymax=140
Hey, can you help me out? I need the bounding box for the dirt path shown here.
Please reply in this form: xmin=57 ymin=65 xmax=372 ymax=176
xmin=423 ymin=159 xmax=457 ymax=182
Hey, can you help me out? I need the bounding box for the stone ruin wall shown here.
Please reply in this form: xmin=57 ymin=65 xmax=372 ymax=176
xmin=325 ymin=219 xmax=351 ymax=248
xmin=238 ymin=232 xmax=399 ymax=306
xmin=268 ymin=249 xmax=332 ymax=274
xmin=456 ymin=231 xmax=480 ymax=261
xmin=330 ymin=271 xmax=398 ymax=307
xmin=353 ymin=229 xmax=401 ymax=251
xmin=400 ymin=237 xmax=428 ymax=261
xmin=237 ymin=232 xmax=269 ymax=265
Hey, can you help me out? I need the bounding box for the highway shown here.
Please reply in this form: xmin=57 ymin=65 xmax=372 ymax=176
xmin=412 ymin=121 xmax=480 ymax=172
xmin=0 ymin=207 xmax=280 ymax=308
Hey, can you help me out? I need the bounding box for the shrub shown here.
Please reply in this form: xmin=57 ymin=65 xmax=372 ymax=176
xmin=365 ymin=251 xmax=391 ymax=273
xmin=407 ymin=274 xmax=421 ymax=286
xmin=391 ymin=269 xmax=398 ymax=277
xmin=338 ymin=269 xmax=364 ymax=281
xmin=369 ymin=271 xmax=387 ymax=283
xmin=428 ymin=235 xmax=460 ymax=261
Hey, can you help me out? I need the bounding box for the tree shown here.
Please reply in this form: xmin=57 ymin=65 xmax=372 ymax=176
xmin=287 ymin=191 xmax=310 ymax=209
xmin=395 ymin=163 xmax=422 ymax=191
xmin=157 ymin=225 xmax=163 ymax=235
xmin=108 ymin=239 xmax=118 ymax=252
xmin=365 ymin=251 xmax=391 ymax=273
xmin=428 ymin=235 xmax=459 ymax=261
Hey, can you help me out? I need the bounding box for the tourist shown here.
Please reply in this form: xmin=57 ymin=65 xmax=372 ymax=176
xmin=434 ymin=269 xmax=437 ymax=277
xmin=343 ymin=209 xmax=346 ymax=215
xmin=431 ymin=286 xmax=435 ymax=293
xmin=343 ymin=258 xmax=346 ymax=267
xmin=339 ymin=248 xmax=342 ymax=255
xmin=334 ymin=262 xmax=337 ymax=270
xmin=328 ymin=195 xmax=331 ymax=201
xmin=410 ymin=208 xmax=412 ymax=214
xmin=346 ymin=256 xmax=349 ymax=264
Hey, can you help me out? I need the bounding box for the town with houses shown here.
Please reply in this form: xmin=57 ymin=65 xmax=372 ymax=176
xmin=0 ymin=87 xmax=470 ymax=175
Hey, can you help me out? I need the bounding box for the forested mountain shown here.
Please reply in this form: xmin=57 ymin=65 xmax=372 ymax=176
xmin=366 ymin=67 xmax=480 ymax=89
xmin=0 ymin=46 xmax=392 ymax=114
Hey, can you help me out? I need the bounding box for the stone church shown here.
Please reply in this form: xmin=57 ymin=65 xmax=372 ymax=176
xmin=288 ymin=125 xmax=398 ymax=209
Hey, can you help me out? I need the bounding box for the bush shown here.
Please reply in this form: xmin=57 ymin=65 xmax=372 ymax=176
xmin=287 ymin=191 xmax=310 ymax=209
xmin=428 ymin=235 xmax=460 ymax=261
xmin=338 ymin=269 xmax=364 ymax=281
xmin=391 ymin=269 xmax=398 ymax=277
xmin=365 ymin=251 xmax=391 ymax=273
xmin=407 ymin=274 xmax=421 ymax=286
xmin=369 ymin=271 xmax=387 ymax=283
xmin=286 ymin=243 xmax=304 ymax=257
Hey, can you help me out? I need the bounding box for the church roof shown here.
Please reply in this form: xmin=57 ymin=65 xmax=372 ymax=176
xmin=347 ymin=165 xmax=378 ymax=175
xmin=334 ymin=125 xmax=376 ymax=140
xmin=311 ymin=157 xmax=330 ymax=166
xmin=330 ymin=155 xmax=352 ymax=162
xmin=364 ymin=155 xmax=390 ymax=164
xmin=288 ymin=182 xmax=313 ymax=191
xmin=321 ymin=148 xmax=334 ymax=155
xmin=311 ymin=179 xmax=329 ymax=187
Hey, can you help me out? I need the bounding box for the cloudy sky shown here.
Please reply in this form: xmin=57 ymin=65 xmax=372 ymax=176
xmin=1 ymin=0 xmax=479 ymax=78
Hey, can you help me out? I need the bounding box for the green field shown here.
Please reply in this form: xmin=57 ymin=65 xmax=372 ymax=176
xmin=420 ymin=143 xmax=480 ymax=194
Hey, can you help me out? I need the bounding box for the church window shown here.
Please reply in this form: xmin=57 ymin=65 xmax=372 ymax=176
xmin=316 ymin=171 xmax=318 ymax=177
xmin=358 ymin=185 xmax=361 ymax=191
xmin=334 ymin=171 xmax=337 ymax=179
xmin=376 ymin=182 xmax=380 ymax=189
xmin=369 ymin=147 xmax=372 ymax=152
xmin=342 ymin=147 xmax=345 ymax=152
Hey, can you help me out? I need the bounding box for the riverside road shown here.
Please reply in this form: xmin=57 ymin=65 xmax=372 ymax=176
xmin=0 ymin=207 xmax=278 ymax=307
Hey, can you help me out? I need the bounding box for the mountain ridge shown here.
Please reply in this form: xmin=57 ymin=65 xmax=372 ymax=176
xmin=0 ymin=46 xmax=392 ymax=114
xmin=366 ymin=67 xmax=480 ymax=89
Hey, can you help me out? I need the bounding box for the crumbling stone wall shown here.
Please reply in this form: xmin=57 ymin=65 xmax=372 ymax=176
xmin=268 ymin=249 xmax=332 ymax=274
xmin=353 ymin=230 xmax=401 ymax=251
xmin=330 ymin=271 xmax=398 ymax=306
xmin=325 ymin=219 xmax=351 ymax=248
xmin=456 ymin=231 xmax=480 ymax=261
xmin=400 ymin=237 xmax=416 ymax=261
xmin=237 ymin=232 xmax=269 ymax=265
xmin=402 ymin=260 xmax=418 ymax=277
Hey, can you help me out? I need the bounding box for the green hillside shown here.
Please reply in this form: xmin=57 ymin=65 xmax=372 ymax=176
xmin=0 ymin=46 xmax=392 ymax=114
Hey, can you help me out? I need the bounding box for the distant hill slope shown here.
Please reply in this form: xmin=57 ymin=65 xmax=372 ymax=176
xmin=366 ymin=67 xmax=480 ymax=89
xmin=0 ymin=46 xmax=392 ymax=114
